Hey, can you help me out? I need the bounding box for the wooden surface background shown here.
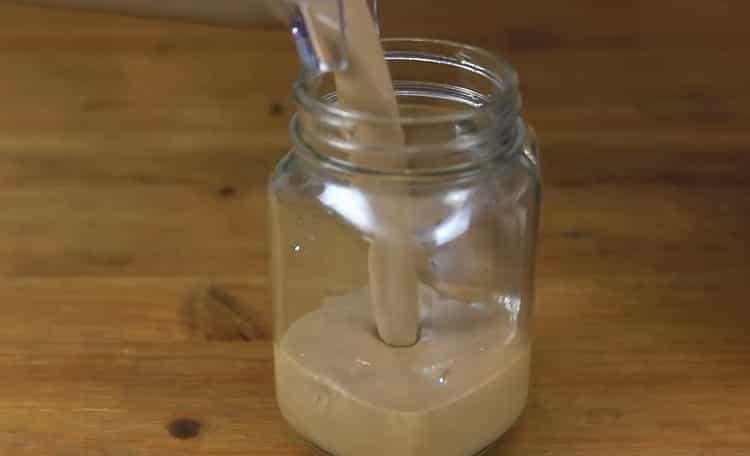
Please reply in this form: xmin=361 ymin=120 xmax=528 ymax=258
xmin=1 ymin=1 xmax=749 ymax=454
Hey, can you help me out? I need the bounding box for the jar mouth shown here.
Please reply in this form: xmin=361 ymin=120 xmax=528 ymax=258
xmin=292 ymin=38 xmax=524 ymax=176
xmin=294 ymin=38 xmax=520 ymax=125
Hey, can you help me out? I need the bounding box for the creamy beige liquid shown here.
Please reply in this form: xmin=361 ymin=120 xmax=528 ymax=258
xmin=275 ymin=286 xmax=530 ymax=455
xmin=275 ymin=2 xmax=529 ymax=454
xmin=331 ymin=0 xmax=420 ymax=347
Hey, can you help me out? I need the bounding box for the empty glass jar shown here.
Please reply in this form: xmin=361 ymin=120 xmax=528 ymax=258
xmin=270 ymin=39 xmax=541 ymax=456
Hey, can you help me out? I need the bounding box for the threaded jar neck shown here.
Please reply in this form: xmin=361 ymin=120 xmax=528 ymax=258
xmin=292 ymin=38 xmax=524 ymax=177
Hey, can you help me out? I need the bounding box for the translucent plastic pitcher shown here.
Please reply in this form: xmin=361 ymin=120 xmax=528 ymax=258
xmin=5 ymin=0 xmax=375 ymax=72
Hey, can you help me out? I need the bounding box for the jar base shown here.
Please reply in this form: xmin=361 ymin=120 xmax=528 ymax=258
xmin=294 ymin=431 xmax=507 ymax=456
xmin=303 ymin=436 xmax=503 ymax=456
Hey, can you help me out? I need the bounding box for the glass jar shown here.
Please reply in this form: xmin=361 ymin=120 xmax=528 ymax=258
xmin=270 ymin=38 xmax=541 ymax=456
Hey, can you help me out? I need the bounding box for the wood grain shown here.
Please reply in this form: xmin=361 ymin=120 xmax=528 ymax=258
xmin=0 ymin=1 xmax=749 ymax=454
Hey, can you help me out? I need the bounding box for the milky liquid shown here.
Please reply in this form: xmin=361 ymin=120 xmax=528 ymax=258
xmin=330 ymin=0 xmax=420 ymax=347
xmin=275 ymin=286 xmax=530 ymax=456
xmin=275 ymin=1 xmax=530 ymax=453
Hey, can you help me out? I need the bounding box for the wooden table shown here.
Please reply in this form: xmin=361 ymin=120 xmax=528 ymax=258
xmin=1 ymin=1 xmax=748 ymax=454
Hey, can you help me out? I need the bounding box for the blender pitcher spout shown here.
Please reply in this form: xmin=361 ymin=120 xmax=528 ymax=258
xmin=282 ymin=0 xmax=350 ymax=72
xmin=278 ymin=0 xmax=380 ymax=72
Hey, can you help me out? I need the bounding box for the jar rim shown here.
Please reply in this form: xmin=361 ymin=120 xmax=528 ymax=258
xmin=293 ymin=38 xmax=520 ymax=126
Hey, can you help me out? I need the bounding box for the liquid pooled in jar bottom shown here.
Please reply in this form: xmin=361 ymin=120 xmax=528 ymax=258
xmin=274 ymin=285 xmax=530 ymax=456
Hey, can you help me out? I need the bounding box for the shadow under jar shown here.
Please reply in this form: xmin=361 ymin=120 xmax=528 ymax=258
xmin=269 ymin=38 xmax=541 ymax=456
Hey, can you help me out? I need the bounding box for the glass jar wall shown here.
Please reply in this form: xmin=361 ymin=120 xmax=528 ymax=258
xmin=269 ymin=39 xmax=541 ymax=456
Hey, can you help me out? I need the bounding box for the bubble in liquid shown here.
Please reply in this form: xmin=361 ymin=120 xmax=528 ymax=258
xmin=292 ymin=244 xmax=302 ymax=253
xmin=421 ymin=361 xmax=453 ymax=386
